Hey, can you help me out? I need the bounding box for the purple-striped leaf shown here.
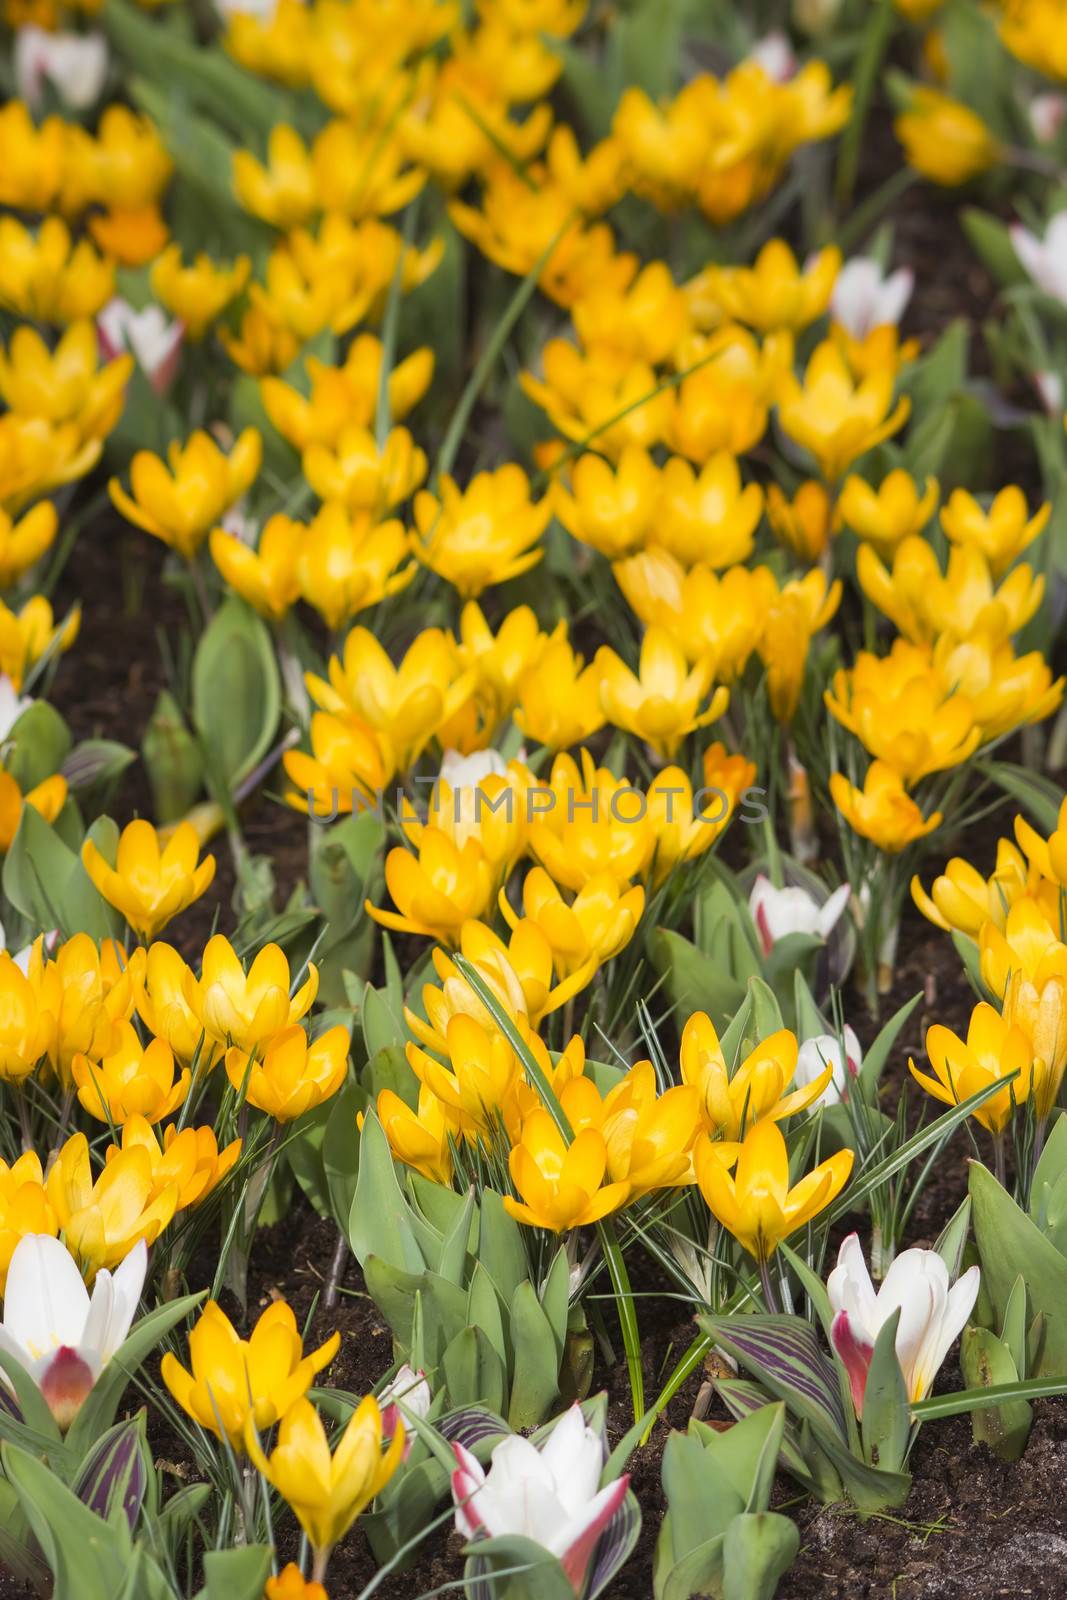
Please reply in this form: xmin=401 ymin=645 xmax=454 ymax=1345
xmin=700 ymin=1314 xmax=846 ymax=1442
xmin=587 ymin=1488 xmax=641 ymax=1598
xmin=714 ymin=1378 xmax=813 ymax=1483
xmin=438 ymin=1405 xmax=509 ymax=1455
xmin=71 ymin=1416 xmax=147 ymax=1531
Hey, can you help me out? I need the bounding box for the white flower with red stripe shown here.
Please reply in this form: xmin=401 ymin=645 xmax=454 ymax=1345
xmin=0 ymin=1234 xmax=146 ymax=1430
xmin=827 ymin=1233 xmax=980 ymax=1417
xmin=795 ymin=1027 xmax=862 ymax=1107
xmin=748 ymin=874 xmax=850 ymax=958
xmin=378 ymin=1363 xmax=430 ymax=1458
xmin=451 ymin=1402 xmax=629 ymax=1595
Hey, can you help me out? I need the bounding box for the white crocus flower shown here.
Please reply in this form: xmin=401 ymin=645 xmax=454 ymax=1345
xmin=97 ymin=299 xmax=184 ymax=395
xmin=827 ymin=1233 xmax=980 ymax=1416
xmin=451 ymin=1403 xmax=630 ymax=1595
xmin=1011 ymin=212 xmax=1067 ymax=307
xmin=0 ymin=1235 xmax=146 ymax=1430
xmin=750 ymin=31 xmax=796 ymax=83
xmin=0 ymin=676 xmax=32 ymax=743
xmin=379 ymin=1363 xmax=431 ymax=1458
xmin=748 ymin=874 xmax=851 ymax=957
xmin=795 ymin=1027 xmax=863 ymax=1107
xmin=15 ymin=26 xmax=108 ymax=111
xmin=1030 ymin=94 xmax=1067 ymax=145
xmin=1035 ymin=371 xmax=1065 ymax=418
xmin=439 ymin=748 xmax=507 ymax=791
xmin=831 ymin=257 xmax=914 ymax=338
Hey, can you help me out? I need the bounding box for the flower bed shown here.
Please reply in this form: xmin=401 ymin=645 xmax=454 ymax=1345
xmin=1 ymin=1 xmax=1067 ymax=1598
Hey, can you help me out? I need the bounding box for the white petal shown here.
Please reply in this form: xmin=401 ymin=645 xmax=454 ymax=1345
xmin=816 ymin=883 xmax=851 ymax=939
xmin=827 ymin=1233 xmax=877 ymax=1335
xmin=3 ymin=1235 xmax=89 ymax=1355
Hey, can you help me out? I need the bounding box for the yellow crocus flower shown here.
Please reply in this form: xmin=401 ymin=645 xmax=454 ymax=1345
xmin=777 ymin=339 xmax=910 ymax=481
xmin=514 ymin=636 xmax=606 ymax=752
xmin=161 ymin=1299 xmax=339 ymax=1447
xmin=932 ymin=633 xmax=1064 ymax=741
xmin=0 ymin=948 xmax=58 ymax=1083
xmin=503 ymin=866 xmax=645 ymax=979
xmin=830 ymin=761 xmax=942 ymax=853
xmin=209 ymin=513 xmax=303 ymax=622
xmin=911 ymin=837 xmax=1030 ymax=937
xmin=303 ymin=424 xmax=426 ymax=515
xmin=521 ymin=342 xmax=672 ymax=459
xmin=219 ymin=305 xmax=301 ymax=378
xmin=413 ymin=465 xmax=550 ymax=598
xmin=825 ymin=639 xmax=981 ymax=783
xmin=696 ymin=240 xmax=841 ymax=334
xmin=504 ymin=1110 xmax=630 ymax=1231
xmin=81 ymin=819 xmax=216 ymax=942
xmin=0 ymin=501 xmax=57 ymax=587
xmin=0 ymin=321 xmax=131 ymax=443
xmin=894 ymin=87 xmax=1000 ymax=186
xmin=666 ymin=326 xmax=786 ymax=462
xmin=680 ymin=1012 xmax=828 ymax=1142
xmin=455 ymin=601 xmax=563 ymax=735
xmin=107 ymin=1115 xmax=241 ymax=1211
xmin=979 ymin=896 xmax=1067 ymax=1000
xmin=596 ymin=628 xmax=728 ymax=759
xmin=150 ymin=246 xmax=252 ymax=342
xmin=307 ymin=625 xmax=474 ymax=776
xmin=367 ymin=829 xmax=495 ymax=944
xmin=245 ymin=1396 xmax=404 ymax=1577
xmin=283 ymin=710 xmax=394 ymax=819
xmin=376 ymin=1085 xmax=455 ymax=1187
xmin=552 ymin=445 xmax=661 ymax=560
xmin=0 ymin=414 xmax=101 ymax=514
xmin=87 ymin=204 xmax=169 ymax=268
xmin=527 ymin=749 xmax=655 ymax=890
xmin=296 ymin=504 xmax=414 ymax=630
xmin=766 ymin=481 xmax=833 ymax=564
xmin=261 ymin=336 xmax=433 ymax=451
xmin=0 ymin=101 xmax=66 ymax=212
xmin=47 ymin=1130 xmax=179 ymax=1279
xmin=837 ymin=469 xmax=939 ymax=557
xmin=109 ymin=428 xmax=262 ymax=562
xmin=187 ymin=935 xmax=318 ymax=1054
xmin=0 ymin=216 xmax=114 ymax=325
xmin=645 ymin=760 xmax=749 ymax=887
xmin=857 ymin=538 xmax=1044 ymax=645
xmin=225 ymin=1023 xmax=350 ymax=1121
xmin=613 ymin=549 xmax=775 ymax=676
xmin=910 ymin=1003 xmax=1035 ymax=1135
xmin=940 ymin=486 xmax=1050 ymax=576
xmin=1015 ymin=796 xmax=1067 ymax=889
xmin=134 ymin=942 xmax=223 ymax=1071
xmin=233 ymin=123 xmax=318 ymax=227
xmin=407 ymin=1012 xmax=525 ymax=1141
xmin=72 ymin=1020 xmax=189 ymax=1126
xmin=656 ymin=452 xmax=763 ymax=568
xmin=561 ymin=1060 xmax=703 ymax=1198
xmin=29 ymin=934 xmax=143 ymax=1087
xmin=695 ymin=1118 xmax=853 ymax=1262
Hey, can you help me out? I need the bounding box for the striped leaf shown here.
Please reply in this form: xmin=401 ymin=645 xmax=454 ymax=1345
xmin=700 ymin=1313 xmax=847 ymax=1442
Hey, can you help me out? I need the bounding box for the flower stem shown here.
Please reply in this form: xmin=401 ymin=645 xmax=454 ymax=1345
xmin=757 ymin=1253 xmax=780 ymax=1314
xmin=993 ymin=1131 xmax=1007 ymax=1189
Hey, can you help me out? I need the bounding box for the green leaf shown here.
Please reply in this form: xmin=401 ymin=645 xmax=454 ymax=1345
xmin=507 ymin=1280 xmax=560 ymax=1429
xmin=959 ymin=1325 xmax=1032 ymax=1461
xmin=722 ymin=1511 xmax=800 ymax=1600
xmin=348 ymin=1113 xmax=426 ymax=1274
xmin=463 ymin=1533 xmax=576 ymax=1600
xmin=961 ymin=208 xmax=1028 ymax=288
xmin=322 ymin=1081 xmax=365 ymax=1229
xmin=197 ymin=1545 xmax=274 ymax=1600
xmin=191 ymin=596 xmax=281 ymax=791
xmin=649 ymin=928 xmax=746 ymax=1032
xmin=3 ymin=807 xmax=119 ymax=940
xmin=979 ymin=762 xmax=1064 ymax=832
xmin=442 ymin=1326 xmax=506 ymax=1416
xmin=2 ymin=1440 xmax=133 ymax=1597
xmin=969 ymin=1159 xmax=1067 ymax=1376
xmin=860 ymin=1309 xmax=909 ymax=1475
xmin=911 ymin=1374 xmax=1067 ymax=1419
xmin=478 ymin=1190 xmax=529 ymax=1308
